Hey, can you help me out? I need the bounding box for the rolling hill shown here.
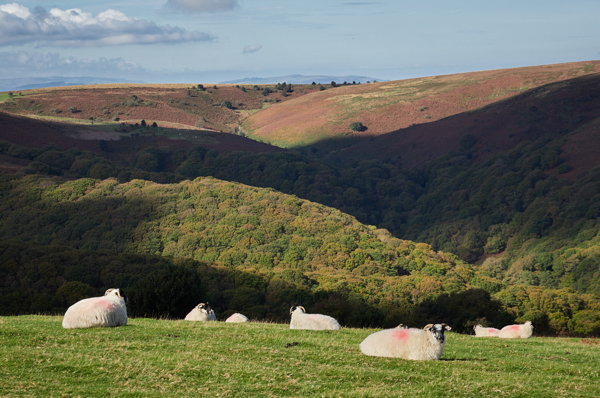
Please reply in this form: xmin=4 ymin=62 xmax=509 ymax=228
xmin=1 ymin=174 xmax=597 ymax=334
xmin=0 ymin=82 xmax=322 ymax=134
xmin=241 ymin=61 xmax=600 ymax=148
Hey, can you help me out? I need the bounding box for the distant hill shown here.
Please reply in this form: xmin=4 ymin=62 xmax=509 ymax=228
xmin=0 ymin=82 xmax=322 ymax=134
xmin=0 ymin=76 xmax=136 ymax=91
xmin=338 ymin=72 xmax=600 ymax=172
xmin=241 ymin=61 xmax=600 ymax=148
xmin=221 ymin=74 xmax=379 ymax=85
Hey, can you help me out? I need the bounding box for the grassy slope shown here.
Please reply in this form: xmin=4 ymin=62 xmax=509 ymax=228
xmin=1 ymin=316 xmax=599 ymax=397
xmin=241 ymin=60 xmax=600 ymax=148
xmin=0 ymin=84 xmax=320 ymax=134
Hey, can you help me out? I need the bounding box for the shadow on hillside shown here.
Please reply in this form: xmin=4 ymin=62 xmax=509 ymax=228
xmin=0 ymin=237 xmax=385 ymax=327
xmin=296 ymin=73 xmax=600 ymax=166
xmin=407 ymin=289 xmax=514 ymax=334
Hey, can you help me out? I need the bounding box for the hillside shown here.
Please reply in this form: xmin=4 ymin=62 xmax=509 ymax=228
xmin=1 ymin=174 xmax=598 ymax=335
xmin=241 ymin=61 xmax=600 ymax=148
xmin=0 ymin=174 xmax=473 ymax=327
xmin=336 ymin=73 xmax=600 ymax=172
xmin=0 ymin=82 xmax=322 ymax=134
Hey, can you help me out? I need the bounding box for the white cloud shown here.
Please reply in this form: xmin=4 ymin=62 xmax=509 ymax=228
xmin=243 ymin=44 xmax=262 ymax=54
xmin=168 ymin=0 xmax=238 ymax=13
xmin=0 ymin=50 xmax=146 ymax=77
xmin=0 ymin=3 xmax=215 ymax=47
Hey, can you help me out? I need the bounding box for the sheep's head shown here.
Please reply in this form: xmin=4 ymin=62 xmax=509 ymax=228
xmin=396 ymin=323 xmax=408 ymax=329
xmin=196 ymin=303 xmax=212 ymax=313
xmin=290 ymin=306 xmax=306 ymax=315
xmin=424 ymin=323 xmax=451 ymax=342
xmin=105 ymin=288 xmax=126 ymax=302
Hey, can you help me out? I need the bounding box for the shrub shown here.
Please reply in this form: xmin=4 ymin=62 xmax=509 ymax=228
xmin=349 ymin=122 xmax=367 ymax=132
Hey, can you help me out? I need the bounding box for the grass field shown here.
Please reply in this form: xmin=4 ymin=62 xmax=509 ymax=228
xmin=1 ymin=316 xmax=598 ymax=397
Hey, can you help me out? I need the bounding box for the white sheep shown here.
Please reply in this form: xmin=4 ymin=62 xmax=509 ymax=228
xmin=473 ymin=324 xmax=501 ymax=337
xmin=184 ymin=302 xmax=217 ymax=321
xmin=225 ymin=313 xmax=249 ymax=323
xmin=359 ymin=323 xmax=451 ymax=360
xmin=498 ymin=321 xmax=533 ymax=339
xmin=62 ymin=288 xmax=128 ymax=329
xmin=289 ymin=306 xmax=341 ymax=330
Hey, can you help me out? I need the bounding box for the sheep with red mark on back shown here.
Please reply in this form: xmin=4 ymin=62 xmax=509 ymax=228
xmin=359 ymin=323 xmax=451 ymax=360
xmin=474 ymin=324 xmax=501 ymax=337
xmin=62 ymin=288 xmax=128 ymax=329
xmin=498 ymin=321 xmax=533 ymax=338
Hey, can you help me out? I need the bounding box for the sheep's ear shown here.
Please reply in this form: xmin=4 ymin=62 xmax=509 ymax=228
xmin=289 ymin=306 xmax=296 ymax=314
xmin=298 ymin=306 xmax=306 ymax=312
xmin=423 ymin=324 xmax=434 ymax=330
xmin=442 ymin=323 xmax=452 ymax=331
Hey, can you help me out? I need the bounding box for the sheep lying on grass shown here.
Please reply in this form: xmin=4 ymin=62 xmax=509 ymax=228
xmin=474 ymin=325 xmax=501 ymax=337
xmin=225 ymin=313 xmax=249 ymax=323
xmin=62 ymin=288 xmax=127 ymax=329
xmin=185 ymin=303 xmax=216 ymax=321
xmin=289 ymin=306 xmax=341 ymax=330
xmin=359 ymin=323 xmax=451 ymax=360
xmin=498 ymin=321 xmax=533 ymax=339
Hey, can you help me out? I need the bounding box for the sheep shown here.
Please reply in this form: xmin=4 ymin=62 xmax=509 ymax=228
xmin=184 ymin=302 xmax=217 ymax=321
xmin=289 ymin=306 xmax=341 ymax=330
xmin=498 ymin=321 xmax=533 ymax=339
xmin=62 ymin=288 xmax=127 ymax=329
xmin=473 ymin=324 xmax=501 ymax=337
xmin=225 ymin=313 xmax=249 ymax=323
xmin=359 ymin=323 xmax=451 ymax=360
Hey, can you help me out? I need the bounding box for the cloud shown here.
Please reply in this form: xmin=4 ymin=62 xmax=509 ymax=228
xmin=0 ymin=3 xmax=214 ymax=47
xmin=168 ymin=0 xmax=238 ymax=13
xmin=243 ymin=44 xmax=262 ymax=54
xmin=0 ymin=50 xmax=146 ymax=77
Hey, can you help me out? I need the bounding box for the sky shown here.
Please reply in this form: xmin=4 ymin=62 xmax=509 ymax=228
xmin=1 ymin=0 xmax=599 ymax=83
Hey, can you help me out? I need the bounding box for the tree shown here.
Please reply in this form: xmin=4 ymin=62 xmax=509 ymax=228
xmin=349 ymin=121 xmax=367 ymax=132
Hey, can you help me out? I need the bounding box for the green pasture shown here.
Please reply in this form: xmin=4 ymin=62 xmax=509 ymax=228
xmin=1 ymin=316 xmax=598 ymax=397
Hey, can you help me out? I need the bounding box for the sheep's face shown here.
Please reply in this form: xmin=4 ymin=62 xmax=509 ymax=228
xmin=290 ymin=306 xmax=306 ymax=315
xmin=196 ymin=303 xmax=211 ymax=313
xmin=424 ymin=323 xmax=451 ymax=342
xmin=105 ymin=288 xmax=126 ymax=302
